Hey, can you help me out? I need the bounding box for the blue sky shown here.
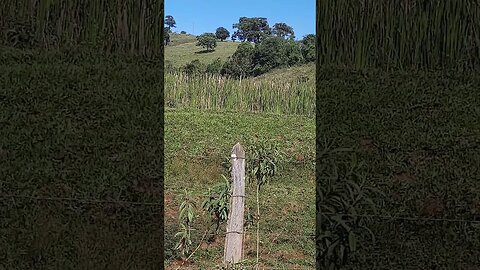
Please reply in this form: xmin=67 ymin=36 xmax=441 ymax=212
xmin=165 ymin=0 xmax=315 ymax=40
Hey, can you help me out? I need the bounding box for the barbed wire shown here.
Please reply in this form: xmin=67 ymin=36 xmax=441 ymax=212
xmin=3 ymin=194 xmax=479 ymax=225
xmin=0 ymin=194 xmax=162 ymax=206
xmin=164 ymin=153 xmax=315 ymax=161
xmin=345 ymin=213 xmax=480 ymax=224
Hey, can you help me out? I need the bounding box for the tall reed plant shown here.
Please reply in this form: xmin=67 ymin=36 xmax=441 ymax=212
xmin=165 ymin=72 xmax=315 ymax=116
xmin=317 ymin=0 xmax=480 ymax=71
xmin=1 ymin=0 xmax=163 ymax=56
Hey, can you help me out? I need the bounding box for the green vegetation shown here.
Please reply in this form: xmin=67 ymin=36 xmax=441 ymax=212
xmin=0 ymin=0 xmax=163 ymax=56
xmin=0 ymin=48 xmax=163 ymax=269
xmin=316 ymin=2 xmax=480 ymax=267
xmin=316 ymin=68 xmax=480 ymax=268
xmin=165 ymin=17 xmax=315 ymax=78
xmin=216 ymin=27 xmax=231 ymax=41
xmin=314 ymin=2 xmax=480 ymax=268
xmin=300 ymin=34 xmax=315 ymax=62
xmin=196 ymin=32 xmax=218 ymax=51
xmin=164 ymin=72 xmax=314 ymax=116
xmin=164 ymin=110 xmax=315 ymax=268
xmin=162 ymin=13 xmax=316 ymax=268
xmin=252 ymin=63 xmax=314 ymax=84
xmin=166 ymin=32 xmax=198 ymax=46
xmin=272 ymin=22 xmax=295 ymax=40
xmin=317 ymin=0 xmax=480 ymax=70
xmin=220 ymin=42 xmax=255 ymax=78
xmin=165 ymin=39 xmax=239 ymax=67
xmin=164 ymin=15 xmax=176 ymax=30
xmin=232 ymin=17 xmax=272 ymax=44
xmin=221 ymin=34 xmax=314 ymax=78
xmin=250 ymin=37 xmax=304 ymax=76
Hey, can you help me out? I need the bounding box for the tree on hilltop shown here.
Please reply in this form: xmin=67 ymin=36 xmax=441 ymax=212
xmin=232 ymin=17 xmax=271 ymax=44
xmin=165 ymin=15 xmax=176 ymax=32
xmin=215 ymin=27 xmax=230 ymax=41
xmin=272 ymin=22 xmax=295 ymax=40
xmin=196 ymin=33 xmax=217 ymax=51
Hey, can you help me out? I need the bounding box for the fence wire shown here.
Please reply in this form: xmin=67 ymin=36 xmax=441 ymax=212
xmin=0 ymin=194 xmax=162 ymax=206
xmin=2 ymin=194 xmax=479 ymax=224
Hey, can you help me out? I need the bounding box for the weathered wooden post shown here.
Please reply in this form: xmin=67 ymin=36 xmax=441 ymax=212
xmin=224 ymin=143 xmax=246 ymax=265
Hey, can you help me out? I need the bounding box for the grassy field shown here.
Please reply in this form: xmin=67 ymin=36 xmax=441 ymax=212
xmin=0 ymin=47 xmax=164 ymax=269
xmin=167 ymin=33 xmax=198 ymax=46
xmin=165 ymin=34 xmax=239 ymax=67
xmin=164 ymin=110 xmax=315 ymax=269
xmin=249 ymin=63 xmax=315 ymax=84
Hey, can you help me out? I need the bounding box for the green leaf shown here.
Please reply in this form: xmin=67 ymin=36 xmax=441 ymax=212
xmin=348 ymin=231 xmax=357 ymax=252
xmin=332 ymin=215 xmax=351 ymax=231
xmin=360 ymin=224 xmax=376 ymax=243
xmin=188 ymin=211 xmax=194 ymax=223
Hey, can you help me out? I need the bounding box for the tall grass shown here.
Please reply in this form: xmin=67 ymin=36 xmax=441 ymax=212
xmin=317 ymin=0 xmax=480 ymax=70
xmin=165 ymin=72 xmax=315 ymax=116
xmin=0 ymin=0 xmax=163 ymax=56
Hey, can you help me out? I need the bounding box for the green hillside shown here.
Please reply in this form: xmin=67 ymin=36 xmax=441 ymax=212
xmin=167 ymin=33 xmax=197 ymax=46
xmin=165 ymin=33 xmax=315 ymax=83
xmin=165 ymin=33 xmax=239 ymax=67
xmin=249 ymin=63 xmax=315 ymax=83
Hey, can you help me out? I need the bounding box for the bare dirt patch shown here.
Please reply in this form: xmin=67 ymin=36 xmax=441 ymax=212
xmin=277 ymin=250 xmax=306 ymax=260
xmin=359 ymin=138 xmax=377 ymax=154
xmin=419 ymin=195 xmax=445 ymax=217
xmin=132 ymin=177 xmax=161 ymax=195
xmin=165 ymin=258 xmax=195 ymax=270
xmin=409 ymin=149 xmax=436 ymax=166
xmin=393 ymin=172 xmax=417 ymax=184
xmin=295 ymin=154 xmax=305 ymax=163
xmin=281 ymin=202 xmax=302 ymax=215
xmin=164 ymin=192 xmax=177 ymax=219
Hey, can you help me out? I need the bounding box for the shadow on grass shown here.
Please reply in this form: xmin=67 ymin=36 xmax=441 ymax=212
xmin=195 ymin=50 xmax=215 ymax=54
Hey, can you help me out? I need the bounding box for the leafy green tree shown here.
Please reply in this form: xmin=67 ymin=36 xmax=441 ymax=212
xmin=301 ymin=34 xmax=316 ymax=62
xmin=180 ymin=30 xmax=187 ymax=34
xmin=221 ymin=42 xmax=255 ymax=78
xmin=251 ymin=37 xmax=304 ymax=75
xmin=272 ymin=22 xmax=295 ymax=40
xmin=246 ymin=141 xmax=284 ymax=266
xmin=215 ymin=27 xmax=230 ymax=41
xmin=196 ymin=32 xmax=217 ymax=51
xmin=164 ymin=15 xmax=176 ymax=30
xmin=232 ymin=17 xmax=271 ymax=44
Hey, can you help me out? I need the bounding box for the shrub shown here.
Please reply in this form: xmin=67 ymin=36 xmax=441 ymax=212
xmin=301 ymin=34 xmax=316 ymax=63
xmin=221 ymin=42 xmax=254 ymax=78
xmin=206 ymin=58 xmax=223 ymax=75
xmin=183 ymin=59 xmax=205 ymax=75
xmin=251 ymin=37 xmax=304 ymax=76
xmin=202 ymin=175 xmax=231 ymax=237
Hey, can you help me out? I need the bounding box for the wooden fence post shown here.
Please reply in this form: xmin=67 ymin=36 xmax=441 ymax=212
xmin=224 ymin=143 xmax=246 ymax=265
